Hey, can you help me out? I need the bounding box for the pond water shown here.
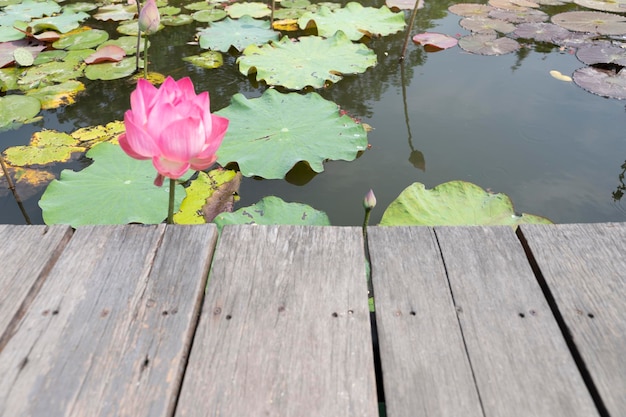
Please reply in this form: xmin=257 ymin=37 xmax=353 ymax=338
xmin=1 ymin=0 xmax=626 ymax=225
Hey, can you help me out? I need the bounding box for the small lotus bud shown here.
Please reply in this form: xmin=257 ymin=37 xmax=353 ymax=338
xmin=138 ymin=0 xmax=160 ymax=35
xmin=363 ymin=189 xmax=376 ymax=211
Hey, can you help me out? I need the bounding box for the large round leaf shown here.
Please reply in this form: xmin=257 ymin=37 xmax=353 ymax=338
xmin=237 ymin=31 xmax=377 ymax=89
xmin=0 ymin=95 xmax=40 ymax=131
xmin=552 ymin=11 xmax=626 ymax=35
xmin=39 ymin=142 xmax=185 ymax=226
xmin=297 ymin=2 xmax=405 ymax=40
xmin=198 ymin=16 xmax=279 ymax=52
xmin=458 ymin=33 xmax=520 ymax=55
xmin=573 ymin=66 xmax=626 ymax=99
xmin=216 ymin=89 xmax=368 ymax=179
xmin=213 ymin=196 xmax=330 ymax=231
xmin=380 ymin=181 xmax=552 ymax=226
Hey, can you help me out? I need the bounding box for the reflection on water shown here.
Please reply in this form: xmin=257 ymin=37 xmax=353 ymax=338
xmin=1 ymin=0 xmax=625 ymax=225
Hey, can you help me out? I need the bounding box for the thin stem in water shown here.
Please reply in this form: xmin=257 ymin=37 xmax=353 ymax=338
xmin=167 ymin=178 xmax=175 ymax=224
xmin=400 ymin=0 xmax=421 ymax=61
xmin=143 ymin=35 xmax=149 ymax=79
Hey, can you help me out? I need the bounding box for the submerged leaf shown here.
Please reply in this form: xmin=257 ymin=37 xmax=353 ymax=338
xmin=380 ymin=181 xmax=552 ymax=226
xmin=216 ymin=89 xmax=368 ymax=179
xmin=213 ymin=196 xmax=331 ymax=231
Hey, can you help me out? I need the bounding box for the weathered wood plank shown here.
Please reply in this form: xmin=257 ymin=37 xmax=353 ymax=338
xmin=0 ymin=225 xmax=72 ymax=352
xmin=435 ymin=226 xmax=599 ymax=417
xmin=0 ymin=224 xmax=218 ymax=417
xmin=518 ymin=223 xmax=626 ymax=417
xmin=176 ymin=225 xmax=377 ymax=417
xmin=367 ymin=226 xmax=483 ymax=417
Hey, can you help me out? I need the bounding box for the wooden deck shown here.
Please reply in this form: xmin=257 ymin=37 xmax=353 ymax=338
xmin=0 ymin=223 xmax=624 ymax=417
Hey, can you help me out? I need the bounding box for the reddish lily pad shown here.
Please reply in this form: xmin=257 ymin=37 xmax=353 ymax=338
xmin=460 ymin=16 xmax=516 ymax=34
xmin=552 ymin=11 xmax=626 ymax=35
xmin=573 ymin=66 xmax=626 ymax=99
xmin=458 ymin=33 xmax=520 ymax=55
xmin=85 ymin=45 xmax=126 ymax=64
xmin=488 ymin=8 xmax=548 ymax=24
xmin=576 ymin=45 xmax=626 ymax=65
xmin=489 ymin=0 xmax=539 ymax=10
xmin=0 ymin=40 xmax=46 ymax=68
xmin=512 ymin=22 xmax=571 ymax=42
xmin=412 ymin=32 xmax=458 ymax=50
xmin=448 ymin=3 xmax=494 ymax=17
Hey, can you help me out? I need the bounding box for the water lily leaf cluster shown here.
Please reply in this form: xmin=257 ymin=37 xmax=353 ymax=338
xmin=197 ymin=16 xmax=279 ymax=52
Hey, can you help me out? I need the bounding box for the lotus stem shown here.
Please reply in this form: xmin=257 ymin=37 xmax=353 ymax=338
xmin=167 ymin=178 xmax=175 ymax=224
xmin=136 ymin=0 xmax=142 ymax=72
xmin=271 ymin=0 xmax=275 ymax=27
xmin=0 ymin=153 xmax=31 ymax=224
xmin=143 ymin=35 xmax=149 ymax=79
xmin=400 ymin=0 xmax=421 ymax=61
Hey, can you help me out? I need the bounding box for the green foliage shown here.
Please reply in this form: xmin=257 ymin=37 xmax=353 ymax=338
xmin=0 ymin=95 xmax=41 ymax=132
xmin=216 ymin=89 xmax=368 ymax=179
xmin=297 ymin=2 xmax=406 ymax=40
xmin=198 ymin=16 xmax=279 ymax=52
xmin=213 ymin=196 xmax=330 ymax=231
xmin=237 ymin=31 xmax=377 ymax=89
xmin=380 ymin=181 xmax=553 ymax=226
xmin=39 ymin=142 xmax=185 ymax=226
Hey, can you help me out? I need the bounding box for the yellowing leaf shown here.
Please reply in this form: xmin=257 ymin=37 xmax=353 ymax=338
xmin=71 ymin=120 xmax=125 ymax=146
xmin=272 ymin=19 xmax=299 ymax=31
xmin=3 ymin=143 xmax=85 ymax=166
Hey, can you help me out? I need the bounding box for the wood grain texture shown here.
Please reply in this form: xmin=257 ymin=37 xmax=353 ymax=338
xmin=367 ymin=226 xmax=483 ymax=417
xmin=176 ymin=225 xmax=377 ymax=417
xmin=0 ymin=224 xmax=218 ymax=417
xmin=518 ymin=223 xmax=626 ymax=417
xmin=0 ymin=225 xmax=72 ymax=352
xmin=435 ymin=226 xmax=599 ymax=417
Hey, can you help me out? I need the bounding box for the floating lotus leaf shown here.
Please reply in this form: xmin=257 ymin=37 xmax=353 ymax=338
xmin=13 ymin=47 xmax=34 ymax=66
xmin=574 ymin=0 xmax=626 ymax=12
xmin=0 ymin=40 xmax=46 ymax=68
xmin=576 ymin=45 xmax=626 ymax=65
xmin=0 ymin=67 xmax=19 ymax=91
xmin=192 ymin=9 xmax=228 ymax=22
xmin=63 ymin=2 xmax=99 ymax=13
xmin=185 ymin=1 xmax=214 ymax=11
xmin=4 ymin=0 xmax=61 ymax=19
xmin=0 ymin=166 xmax=55 ymax=199
xmin=458 ymin=32 xmax=520 ymax=55
xmin=225 ymin=3 xmax=271 ymax=18
xmin=297 ymin=3 xmax=405 ymax=40
xmin=18 ymin=60 xmax=85 ymax=90
xmin=237 ymin=31 xmax=377 ymax=89
xmin=39 ymin=142 xmax=186 ymax=226
xmin=198 ymin=16 xmax=279 ymax=52
xmin=93 ymin=4 xmax=137 ymax=21
xmin=174 ymin=169 xmax=241 ymax=224
xmin=282 ymin=0 xmax=312 ymax=8
xmin=29 ymin=11 xmax=90 ymax=33
xmin=552 ymin=11 xmax=626 ymax=35
xmin=272 ymin=18 xmax=300 ymax=31
xmin=32 ymin=50 xmax=66 ymax=65
xmin=25 ymin=80 xmax=85 ymax=109
xmin=573 ymin=66 xmax=626 ymax=99
xmin=84 ymin=57 xmax=136 ymax=80
xmin=99 ymin=36 xmax=145 ymax=56
xmin=512 ymin=22 xmax=571 ymax=42
xmin=85 ymin=45 xmax=126 ymax=64
xmin=380 ymin=181 xmax=552 ymax=226
xmin=488 ymin=8 xmax=548 ymax=23
xmin=412 ymin=32 xmax=458 ymax=50
xmin=71 ymin=121 xmax=125 ymax=147
xmin=0 ymin=94 xmax=40 ymax=131
xmin=459 ymin=16 xmax=516 ymax=34
xmin=213 ymin=196 xmax=331 ymax=231
xmin=0 ymin=25 xmax=25 ymax=42
xmin=3 ymin=138 xmax=85 ymax=167
xmin=159 ymin=6 xmax=181 ymax=16
xmin=448 ymin=3 xmax=495 ymax=17
xmin=489 ymin=0 xmax=539 ymax=10
xmin=216 ymin=89 xmax=368 ymax=179
xmin=52 ymin=29 xmax=109 ymax=50
xmin=183 ymin=51 xmax=223 ymax=69
xmin=273 ymin=8 xmax=306 ymax=19
xmin=162 ymin=14 xmax=194 ymax=25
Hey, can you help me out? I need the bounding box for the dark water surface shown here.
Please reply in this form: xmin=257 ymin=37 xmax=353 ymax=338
xmin=2 ymin=0 xmax=626 ymax=225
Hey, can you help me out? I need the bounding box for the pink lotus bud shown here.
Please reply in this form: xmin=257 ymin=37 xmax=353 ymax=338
xmin=138 ymin=0 xmax=160 ymax=35
xmin=363 ymin=189 xmax=376 ymax=210
xmin=118 ymin=76 xmax=229 ymax=186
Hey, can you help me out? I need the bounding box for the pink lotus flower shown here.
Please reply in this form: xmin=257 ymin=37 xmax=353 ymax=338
xmin=119 ymin=76 xmax=229 ymax=186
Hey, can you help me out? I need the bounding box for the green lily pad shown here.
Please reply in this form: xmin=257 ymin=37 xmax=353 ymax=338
xmin=18 ymin=60 xmax=85 ymax=89
xmin=0 ymin=67 xmax=19 ymax=91
xmin=39 ymin=142 xmax=185 ymax=226
xmin=225 ymin=3 xmax=271 ymax=18
xmin=185 ymin=1 xmax=216 ymax=11
xmin=238 ymin=31 xmax=377 ymax=89
xmin=174 ymin=169 xmax=241 ymax=224
xmin=297 ymin=2 xmax=405 ymax=40
xmin=32 ymin=50 xmax=68 ymax=65
xmin=84 ymin=57 xmax=136 ymax=80
xmin=93 ymin=4 xmax=137 ymax=21
xmin=380 ymin=181 xmax=552 ymax=226
xmin=29 ymin=11 xmax=90 ymax=34
xmin=63 ymin=2 xmax=99 ymax=13
xmin=213 ymin=196 xmax=331 ymax=231
xmin=0 ymin=25 xmax=26 ymax=42
xmin=25 ymin=79 xmax=85 ymax=109
xmin=13 ymin=47 xmax=34 ymax=66
xmin=183 ymin=51 xmax=223 ymax=69
xmin=99 ymin=36 xmax=146 ymax=56
xmin=162 ymin=14 xmax=194 ymax=26
xmin=0 ymin=94 xmax=40 ymax=132
xmin=52 ymin=29 xmax=109 ymax=50
xmin=198 ymin=16 xmax=279 ymax=52
xmin=4 ymin=0 xmax=61 ymax=19
xmin=192 ymin=8 xmax=228 ymax=22
xmin=216 ymin=89 xmax=368 ymax=179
